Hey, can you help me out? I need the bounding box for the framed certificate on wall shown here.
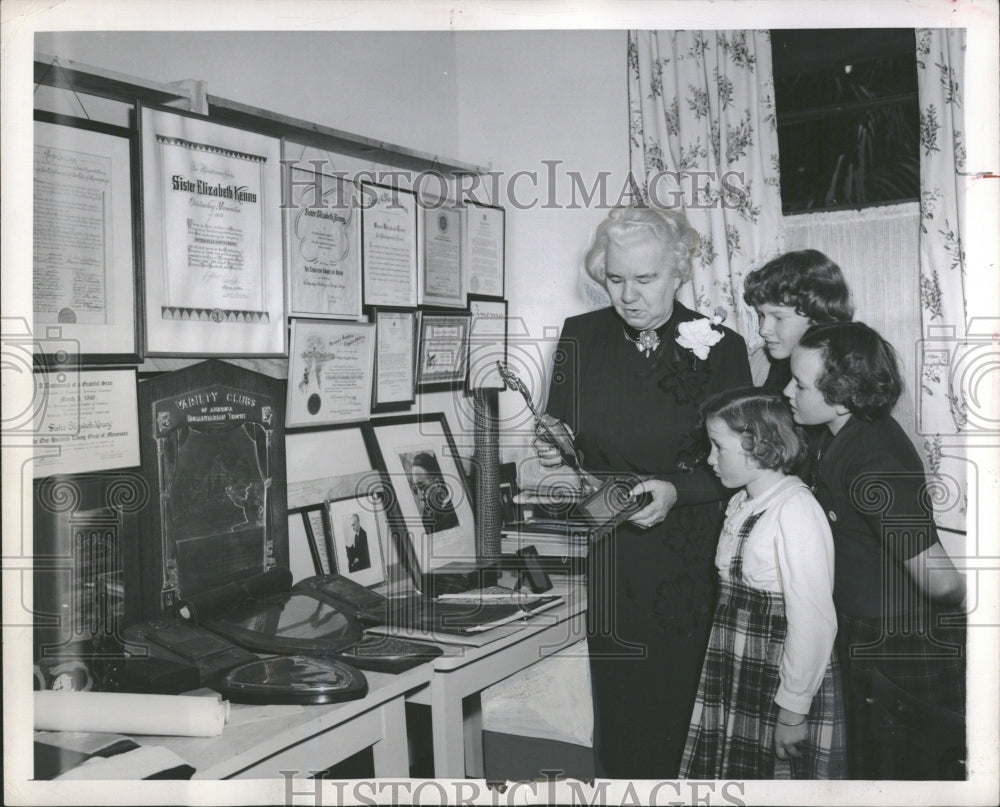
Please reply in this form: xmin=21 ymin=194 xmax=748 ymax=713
xmin=140 ymin=105 xmax=285 ymax=356
xmin=466 ymin=296 xmax=508 ymax=390
xmin=420 ymin=205 xmax=464 ymax=308
xmin=283 ymin=157 xmax=362 ymax=320
xmin=371 ymin=307 xmax=417 ymax=412
xmin=416 ymin=311 xmax=471 ymax=391
xmin=33 ymin=113 xmax=142 ymax=364
xmin=286 ymin=319 xmax=375 ymax=427
xmin=464 ymin=200 xmax=505 ymax=300
xmin=360 ymin=183 xmax=418 ymax=308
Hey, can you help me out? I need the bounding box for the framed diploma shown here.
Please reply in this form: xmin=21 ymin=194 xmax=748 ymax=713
xmin=467 ymin=296 xmax=508 ymax=390
xmin=283 ymin=157 xmax=362 ymax=320
xmin=286 ymin=319 xmax=375 ymax=427
xmin=33 ymin=368 xmax=141 ymax=478
xmin=419 ymin=205 xmax=464 ymax=308
xmin=371 ymin=307 xmax=416 ymax=412
xmin=33 ymin=113 xmax=142 ymax=364
xmin=360 ymin=182 xmax=418 ymax=308
xmin=361 ymin=413 xmax=477 ymax=583
xmin=464 ymin=201 xmax=505 ymax=300
xmin=140 ymin=105 xmax=285 ymax=356
xmin=326 ymin=495 xmax=386 ymax=589
xmin=416 ymin=311 xmax=471 ymax=391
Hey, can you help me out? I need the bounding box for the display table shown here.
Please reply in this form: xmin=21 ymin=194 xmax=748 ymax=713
xmin=133 ymin=663 xmax=431 ymax=779
xmin=33 ymin=579 xmax=587 ymax=780
xmin=406 ymin=577 xmax=588 ymax=778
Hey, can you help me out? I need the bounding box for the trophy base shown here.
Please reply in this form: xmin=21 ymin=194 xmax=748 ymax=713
xmin=572 ymin=475 xmax=652 ymax=530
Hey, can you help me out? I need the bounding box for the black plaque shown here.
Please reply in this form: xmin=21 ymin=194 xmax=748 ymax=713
xmin=136 ymin=360 xmax=288 ymax=621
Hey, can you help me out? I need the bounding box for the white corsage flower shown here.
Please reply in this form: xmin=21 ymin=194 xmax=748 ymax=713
xmin=676 ymin=310 xmax=726 ymax=360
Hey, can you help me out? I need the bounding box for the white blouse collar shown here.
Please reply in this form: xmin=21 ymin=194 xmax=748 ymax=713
xmin=727 ymin=475 xmax=804 ymax=517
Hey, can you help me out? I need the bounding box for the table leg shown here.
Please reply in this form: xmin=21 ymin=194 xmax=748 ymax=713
xmin=372 ymin=697 xmax=409 ymax=777
xmin=430 ymin=674 xmax=466 ymax=777
xmin=464 ymin=693 xmax=484 ymax=778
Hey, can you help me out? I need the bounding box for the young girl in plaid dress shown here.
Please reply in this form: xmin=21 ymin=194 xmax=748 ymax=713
xmin=680 ymin=389 xmax=846 ymax=779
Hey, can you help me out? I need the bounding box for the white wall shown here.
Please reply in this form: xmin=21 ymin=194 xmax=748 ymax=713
xmin=34 ymin=30 xmax=629 ymax=471
xmin=35 ymin=31 xmax=462 ymax=158
xmin=453 ymin=30 xmax=629 ymax=467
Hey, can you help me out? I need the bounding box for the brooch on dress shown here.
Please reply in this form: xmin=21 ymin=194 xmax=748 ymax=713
xmin=623 ymin=327 xmax=661 ymax=357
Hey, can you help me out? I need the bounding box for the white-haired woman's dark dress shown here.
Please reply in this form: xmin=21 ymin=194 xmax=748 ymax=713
xmin=546 ymin=303 xmax=751 ymax=778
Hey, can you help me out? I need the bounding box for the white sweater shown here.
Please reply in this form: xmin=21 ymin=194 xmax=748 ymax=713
xmin=715 ymin=475 xmax=838 ymax=714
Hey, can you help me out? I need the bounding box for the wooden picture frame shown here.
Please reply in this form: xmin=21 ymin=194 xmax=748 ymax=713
xmin=33 ymin=112 xmax=143 ymax=364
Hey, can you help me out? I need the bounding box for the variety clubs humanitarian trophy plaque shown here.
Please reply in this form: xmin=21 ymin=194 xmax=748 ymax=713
xmin=496 ymin=362 xmax=651 ymax=530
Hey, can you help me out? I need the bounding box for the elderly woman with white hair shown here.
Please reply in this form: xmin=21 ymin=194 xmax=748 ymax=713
xmin=537 ymin=206 xmax=752 ymax=778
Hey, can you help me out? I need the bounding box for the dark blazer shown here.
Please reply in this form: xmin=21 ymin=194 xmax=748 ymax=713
xmin=546 ymin=303 xmax=753 ymax=507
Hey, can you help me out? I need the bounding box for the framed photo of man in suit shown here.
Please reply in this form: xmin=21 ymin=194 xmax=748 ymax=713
xmin=326 ymin=496 xmax=385 ymax=588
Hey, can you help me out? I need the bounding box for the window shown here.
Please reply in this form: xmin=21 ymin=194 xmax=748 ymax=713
xmin=771 ymin=29 xmax=919 ymax=214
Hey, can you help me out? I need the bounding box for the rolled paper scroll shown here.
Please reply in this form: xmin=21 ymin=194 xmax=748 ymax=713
xmin=34 ymin=691 xmax=230 ymax=737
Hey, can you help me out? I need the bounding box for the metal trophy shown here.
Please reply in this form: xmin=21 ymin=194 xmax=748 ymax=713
xmin=496 ymin=361 xmax=651 ymax=530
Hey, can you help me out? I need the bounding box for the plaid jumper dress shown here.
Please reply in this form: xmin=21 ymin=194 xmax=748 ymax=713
xmin=679 ymin=509 xmax=847 ymax=779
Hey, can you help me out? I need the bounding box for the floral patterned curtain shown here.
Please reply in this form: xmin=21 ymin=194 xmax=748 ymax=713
xmin=627 ymin=30 xmax=783 ymax=346
xmin=916 ymin=28 xmax=968 ymax=533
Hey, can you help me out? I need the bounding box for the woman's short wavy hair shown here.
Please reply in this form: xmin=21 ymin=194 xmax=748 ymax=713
xmin=743 ymin=249 xmax=854 ymax=323
xmin=584 ymin=206 xmax=700 ymax=285
xmin=798 ymin=321 xmax=902 ymax=421
xmin=700 ymin=387 xmax=804 ymax=473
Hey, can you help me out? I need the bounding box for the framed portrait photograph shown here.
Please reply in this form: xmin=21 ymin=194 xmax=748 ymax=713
xmin=140 ymin=105 xmax=285 ymax=356
xmin=286 ymin=319 xmax=375 ymax=427
xmin=326 ymin=496 xmax=385 ymax=588
xmin=33 ymin=112 xmax=142 ymax=364
xmin=419 ymin=205 xmax=464 ymax=308
xmin=361 ymin=413 xmax=477 ymax=583
xmin=464 ymin=200 xmax=505 ymax=299
xmin=371 ymin=307 xmax=417 ymax=412
xmin=416 ymin=311 xmax=471 ymax=391
xmin=289 ymin=504 xmax=335 ymax=576
xmin=283 ymin=155 xmax=362 ymax=320
xmin=466 ymin=296 xmax=508 ymax=390
xmin=360 ymin=182 xmax=418 ymax=308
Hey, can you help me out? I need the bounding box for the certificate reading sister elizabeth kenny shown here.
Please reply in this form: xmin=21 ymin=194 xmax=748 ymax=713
xmin=141 ymin=107 xmax=285 ymax=356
